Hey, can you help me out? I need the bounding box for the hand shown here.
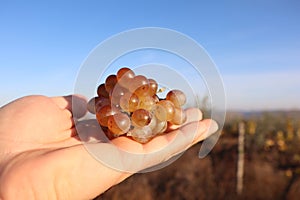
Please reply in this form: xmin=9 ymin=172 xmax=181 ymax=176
xmin=0 ymin=95 xmax=218 ymax=199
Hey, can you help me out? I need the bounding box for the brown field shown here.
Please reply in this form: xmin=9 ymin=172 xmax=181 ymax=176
xmin=95 ymin=110 xmax=300 ymax=200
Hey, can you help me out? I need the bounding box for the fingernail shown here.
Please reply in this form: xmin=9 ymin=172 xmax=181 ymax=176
xmin=207 ymin=120 xmax=219 ymax=136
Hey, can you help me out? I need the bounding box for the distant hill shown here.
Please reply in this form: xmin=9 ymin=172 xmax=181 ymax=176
xmin=225 ymin=110 xmax=300 ymax=122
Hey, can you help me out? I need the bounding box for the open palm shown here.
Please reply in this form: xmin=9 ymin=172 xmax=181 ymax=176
xmin=0 ymin=95 xmax=217 ymax=199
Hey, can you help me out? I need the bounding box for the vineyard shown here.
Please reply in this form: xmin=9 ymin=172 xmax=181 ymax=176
xmin=96 ymin=110 xmax=300 ymax=200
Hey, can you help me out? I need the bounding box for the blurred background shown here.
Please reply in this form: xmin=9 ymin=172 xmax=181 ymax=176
xmin=1 ymin=0 xmax=300 ymax=199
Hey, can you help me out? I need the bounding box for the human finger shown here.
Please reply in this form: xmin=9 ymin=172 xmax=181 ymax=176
xmin=51 ymin=95 xmax=87 ymax=118
xmin=144 ymin=119 xmax=217 ymax=154
xmin=141 ymin=119 xmax=218 ymax=169
xmin=108 ymin=119 xmax=218 ymax=172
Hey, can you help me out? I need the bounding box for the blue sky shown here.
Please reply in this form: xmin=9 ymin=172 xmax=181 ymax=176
xmin=0 ymin=0 xmax=299 ymax=110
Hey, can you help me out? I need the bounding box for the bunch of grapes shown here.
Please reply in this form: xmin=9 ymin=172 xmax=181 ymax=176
xmin=87 ymin=67 xmax=187 ymax=143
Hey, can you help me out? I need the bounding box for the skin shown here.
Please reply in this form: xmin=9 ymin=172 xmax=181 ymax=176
xmin=0 ymin=95 xmax=218 ymax=200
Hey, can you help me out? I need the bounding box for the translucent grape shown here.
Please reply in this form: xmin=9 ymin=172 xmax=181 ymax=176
xmin=96 ymin=97 xmax=110 ymax=110
xmin=129 ymin=126 xmax=153 ymax=143
xmin=90 ymin=67 xmax=189 ymax=143
xmin=105 ymin=128 xmax=117 ymax=140
xmin=117 ymin=67 xmax=135 ymax=89
xmin=138 ymin=95 xmax=156 ymax=111
xmin=96 ymin=105 xmax=119 ymax=127
xmin=109 ymin=83 xmax=128 ymax=106
xmin=153 ymin=121 xmax=168 ymax=134
xmin=107 ymin=113 xmax=131 ymax=136
xmin=105 ymin=74 xmax=118 ymax=93
xmin=166 ymin=89 xmax=186 ymax=108
xmin=131 ymin=109 xmax=152 ymax=127
xmin=97 ymin=83 xmax=109 ymax=98
xmin=152 ymin=119 xmax=167 ymax=135
xmin=154 ymin=100 xmax=175 ymax=121
xmin=170 ymin=107 xmax=187 ymax=125
xmin=153 ymin=95 xmax=160 ymax=103
xmin=129 ymin=75 xmax=149 ymax=97
xmin=87 ymin=97 xmax=97 ymax=114
xmin=87 ymin=96 xmax=110 ymax=114
xmin=148 ymin=78 xmax=158 ymax=96
xmin=119 ymin=92 xmax=139 ymax=112
xmin=147 ymin=115 xmax=157 ymax=131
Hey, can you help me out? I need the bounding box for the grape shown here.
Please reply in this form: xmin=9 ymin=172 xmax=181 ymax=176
xmin=153 ymin=120 xmax=167 ymax=134
xmin=105 ymin=74 xmax=118 ymax=93
xmin=117 ymin=67 xmax=135 ymax=88
xmin=153 ymin=95 xmax=160 ymax=103
xmin=90 ymin=67 xmax=190 ymax=143
xmin=109 ymin=83 xmax=128 ymax=106
xmin=153 ymin=104 xmax=167 ymax=121
xmin=166 ymin=89 xmax=186 ymax=108
xmin=127 ymin=114 xmax=157 ymax=142
xmin=131 ymin=109 xmax=152 ymax=127
xmin=97 ymin=83 xmax=109 ymax=98
xmin=105 ymin=128 xmax=117 ymax=140
xmin=153 ymin=100 xmax=175 ymax=121
xmin=87 ymin=97 xmax=97 ymax=114
xmin=96 ymin=105 xmax=119 ymax=127
xmin=107 ymin=113 xmax=131 ymax=136
xmin=87 ymin=96 xmax=110 ymax=114
xmin=129 ymin=126 xmax=153 ymax=143
xmin=148 ymin=78 xmax=158 ymax=96
xmin=129 ymin=75 xmax=149 ymax=97
xmin=96 ymin=97 xmax=110 ymax=110
xmin=119 ymin=92 xmax=139 ymax=112
xmin=170 ymin=107 xmax=187 ymax=125
xmin=138 ymin=95 xmax=156 ymax=111
xmin=147 ymin=115 xmax=157 ymax=131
